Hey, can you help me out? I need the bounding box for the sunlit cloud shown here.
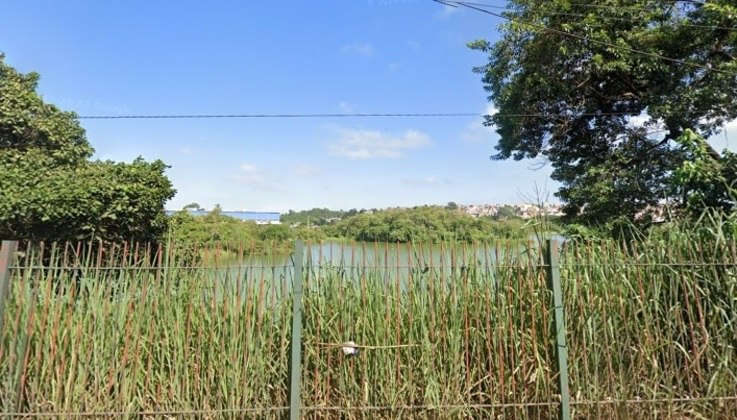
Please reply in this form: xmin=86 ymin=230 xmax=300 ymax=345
xmin=401 ymin=176 xmax=455 ymax=187
xmin=328 ymin=128 xmax=431 ymax=159
xmin=341 ymin=43 xmax=375 ymax=57
xmin=436 ymin=3 xmax=460 ymax=19
xmin=292 ymin=163 xmax=321 ymax=176
xmin=461 ymin=104 xmax=498 ymax=143
xmin=178 ymin=146 xmax=199 ymax=156
xmin=229 ymin=163 xmax=286 ymax=192
xmin=231 ymin=164 xmax=266 ymax=185
xmin=338 ymin=101 xmax=357 ymax=113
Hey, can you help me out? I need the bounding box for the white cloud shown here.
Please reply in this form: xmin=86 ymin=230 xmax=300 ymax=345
xmin=437 ymin=3 xmax=459 ymax=19
xmin=341 ymin=43 xmax=375 ymax=57
xmin=338 ymin=101 xmax=357 ymax=113
xmin=461 ymin=104 xmax=498 ymax=143
xmin=401 ymin=177 xmax=454 ymax=187
xmin=178 ymin=146 xmax=199 ymax=156
xmin=231 ymin=163 xmax=267 ymax=186
xmin=484 ymin=104 xmax=498 ymax=117
xmin=229 ymin=164 xmax=286 ymax=192
xmin=405 ymin=40 xmax=420 ymax=50
xmin=292 ymin=164 xmax=321 ymax=176
xmin=328 ymin=128 xmax=431 ymax=159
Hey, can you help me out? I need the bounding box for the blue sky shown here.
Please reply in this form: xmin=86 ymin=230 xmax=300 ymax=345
xmin=1 ymin=1 xmax=734 ymax=212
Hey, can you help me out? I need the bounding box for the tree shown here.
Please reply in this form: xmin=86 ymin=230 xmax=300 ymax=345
xmin=673 ymin=129 xmax=737 ymax=214
xmin=0 ymin=55 xmax=176 ymax=242
xmin=469 ymin=0 xmax=737 ymax=225
xmin=0 ymin=56 xmax=92 ymax=166
xmin=183 ymin=203 xmax=203 ymax=211
xmin=495 ymin=205 xmax=518 ymax=220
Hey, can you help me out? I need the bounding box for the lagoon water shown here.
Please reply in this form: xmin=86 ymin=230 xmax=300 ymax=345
xmin=197 ymin=239 xmax=554 ymax=301
xmin=14 ymin=238 xmax=559 ymax=306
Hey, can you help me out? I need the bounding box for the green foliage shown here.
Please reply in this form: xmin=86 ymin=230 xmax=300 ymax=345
xmin=332 ymin=206 xmax=528 ymax=242
xmin=493 ymin=205 xmax=519 ymax=220
xmin=168 ymin=206 xmax=529 ymax=250
xmin=280 ymin=207 xmax=351 ymax=226
xmin=469 ymin=0 xmax=737 ymax=226
xmin=167 ymin=208 xmax=298 ymax=253
xmin=0 ymin=55 xmax=175 ymax=242
xmin=4 ymin=227 xmax=737 ymax=418
xmin=0 ymin=54 xmax=92 ymax=166
xmin=672 ymin=129 xmax=737 ymax=213
xmin=258 ymin=224 xmax=290 ymax=242
xmin=0 ymin=156 xmax=174 ymax=242
xmin=182 ymin=202 xmax=204 ymax=211
xmin=291 ymin=225 xmax=328 ymax=242
xmin=168 ymin=208 xmax=259 ymax=245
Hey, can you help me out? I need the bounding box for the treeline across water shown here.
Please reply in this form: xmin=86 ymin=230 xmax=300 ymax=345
xmin=168 ymin=205 xmax=533 ymax=250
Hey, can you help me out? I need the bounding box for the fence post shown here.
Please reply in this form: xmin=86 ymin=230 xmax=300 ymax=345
xmin=0 ymin=240 xmax=19 ymax=340
xmin=289 ymin=240 xmax=305 ymax=420
xmin=545 ymin=239 xmax=571 ymax=420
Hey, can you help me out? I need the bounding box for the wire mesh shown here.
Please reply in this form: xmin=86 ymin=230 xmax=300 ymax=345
xmin=0 ymin=239 xmax=735 ymax=418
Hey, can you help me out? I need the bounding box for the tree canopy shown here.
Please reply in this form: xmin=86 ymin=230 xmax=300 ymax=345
xmin=280 ymin=207 xmax=351 ymax=227
xmin=0 ymin=55 xmax=176 ymax=242
xmin=330 ymin=206 xmax=528 ymax=242
xmin=469 ymin=0 xmax=737 ymax=225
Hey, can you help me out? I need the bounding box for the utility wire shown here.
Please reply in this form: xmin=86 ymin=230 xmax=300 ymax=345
xmin=458 ymin=0 xmax=664 ymax=12
xmin=539 ymin=11 xmax=736 ymax=31
xmin=435 ymin=0 xmax=737 ymax=77
xmin=458 ymin=0 xmax=708 ymax=12
xmin=73 ymin=111 xmax=712 ymax=121
xmin=456 ymin=1 xmax=737 ymax=31
xmin=75 ymin=111 xmax=676 ymax=120
xmin=75 ymin=1 xmax=734 ymax=121
xmin=77 ymin=112 xmax=443 ymax=119
xmin=77 ymin=112 xmax=480 ymax=119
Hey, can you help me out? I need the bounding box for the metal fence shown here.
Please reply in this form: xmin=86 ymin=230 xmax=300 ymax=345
xmin=0 ymin=238 xmax=736 ymax=419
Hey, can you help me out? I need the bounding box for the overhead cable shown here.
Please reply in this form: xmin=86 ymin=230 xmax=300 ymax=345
xmin=434 ymin=0 xmax=737 ymax=77
xmin=456 ymin=1 xmax=736 ymax=31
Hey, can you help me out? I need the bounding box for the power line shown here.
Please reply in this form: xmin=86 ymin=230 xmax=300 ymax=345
xmin=540 ymin=11 xmax=736 ymax=31
xmin=453 ymin=0 xmax=649 ymax=12
xmin=456 ymin=1 xmax=736 ymax=31
xmin=435 ymin=0 xmax=737 ymax=77
xmin=75 ymin=111 xmax=679 ymax=120
xmin=77 ymin=112 xmax=480 ymax=119
xmin=457 ymin=0 xmax=708 ymax=12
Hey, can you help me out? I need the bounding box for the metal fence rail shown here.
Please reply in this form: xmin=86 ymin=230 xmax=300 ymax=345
xmin=0 ymin=238 xmax=736 ymax=419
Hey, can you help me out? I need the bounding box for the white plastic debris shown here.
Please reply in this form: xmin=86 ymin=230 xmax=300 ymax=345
xmin=341 ymin=341 xmax=360 ymax=357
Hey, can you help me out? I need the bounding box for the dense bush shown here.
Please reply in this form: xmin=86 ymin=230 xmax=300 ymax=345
xmin=0 ymin=55 xmax=175 ymax=243
xmin=331 ymin=206 xmax=529 ymax=243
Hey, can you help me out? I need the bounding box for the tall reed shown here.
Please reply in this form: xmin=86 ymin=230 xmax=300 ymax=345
xmin=0 ymin=230 xmax=735 ymax=419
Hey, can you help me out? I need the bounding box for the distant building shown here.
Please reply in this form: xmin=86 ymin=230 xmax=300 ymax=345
xmin=459 ymin=203 xmax=565 ymax=219
xmin=165 ymin=210 xmax=281 ymax=224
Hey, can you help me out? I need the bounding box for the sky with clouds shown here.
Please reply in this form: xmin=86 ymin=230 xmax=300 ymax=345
xmin=1 ymin=1 xmax=735 ymax=212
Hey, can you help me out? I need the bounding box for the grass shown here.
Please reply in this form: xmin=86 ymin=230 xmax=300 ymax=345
xmin=0 ymin=230 xmax=736 ymax=419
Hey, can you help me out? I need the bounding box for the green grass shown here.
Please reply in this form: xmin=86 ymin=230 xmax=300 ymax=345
xmin=0 ymin=232 xmax=736 ymax=419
